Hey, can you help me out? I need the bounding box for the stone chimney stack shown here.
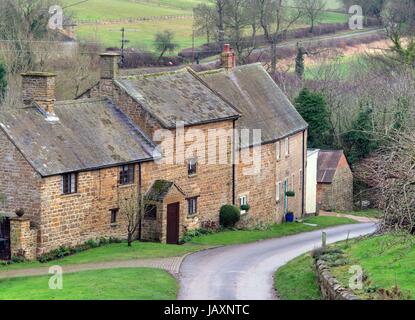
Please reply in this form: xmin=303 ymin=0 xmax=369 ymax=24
xmin=221 ymin=44 xmax=236 ymax=70
xmin=100 ymin=52 xmax=120 ymax=80
xmin=21 ymin=72 xmax=56 ymax=115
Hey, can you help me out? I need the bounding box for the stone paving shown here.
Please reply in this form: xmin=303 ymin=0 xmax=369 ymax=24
xmin=0 ymin=256 xmax=185 ymax=280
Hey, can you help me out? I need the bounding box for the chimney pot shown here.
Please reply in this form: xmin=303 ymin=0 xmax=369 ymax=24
xmin=100 ymin=52 xmax=120 ymax=80
xmin=21 ymin=72 xmax=56 ymax=115
xmin=221 ymin=44 xmax=236 ymax=70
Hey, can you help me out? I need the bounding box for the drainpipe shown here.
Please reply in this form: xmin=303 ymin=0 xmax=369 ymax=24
xmin=301 ymin=129 xmax=306 ymax=218
xmin=232 ymin=119 xmax=236 ymax=205
xmin=138 ymin=162 xmax=143 ymax=241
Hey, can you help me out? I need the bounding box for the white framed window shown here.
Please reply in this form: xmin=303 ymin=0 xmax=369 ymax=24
xmin=188 ymin=158 xmax=198 ymax=176
xmin=239 ymin=195 xmax=248 ymax=214
xmin=276 ymin=141 xmax=281 ymax=161
xmin=285 ymin=137 xmax=290 ymax=157
xmin=62 ymin=173 xmax=77 ymax=195
xmin=276 ymin=181 xmax=281 ymax=203
xmin=187 ymin=197 xmax=198 ymax=216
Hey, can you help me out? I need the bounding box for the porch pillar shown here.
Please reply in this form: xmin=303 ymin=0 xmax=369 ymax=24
xmin=10 ymin=218 xmax=38 ymax=260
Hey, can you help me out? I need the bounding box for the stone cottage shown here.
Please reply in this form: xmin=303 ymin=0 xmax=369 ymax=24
xmin=0 ymin=46 xmax=308 ymax=260
xmin=317 ymin=150 xmax=354 ymax=212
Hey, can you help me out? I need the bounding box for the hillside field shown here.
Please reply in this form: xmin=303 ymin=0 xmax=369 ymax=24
xmin=62 ymin=0 xmax=346 ymax=51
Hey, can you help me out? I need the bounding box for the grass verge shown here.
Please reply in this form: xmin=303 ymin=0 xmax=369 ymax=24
xmin=329 ymin=234 xmax=415 ymax=300
xmin=274 ymin=253 xmax=321 ymax=300
xmin=189 ymin=216 xmax=357 ymax=246
xmin=0 ymin=242 xmax=208 ymax=272
xmin=0 ymin=268 xmax=177 ymax=300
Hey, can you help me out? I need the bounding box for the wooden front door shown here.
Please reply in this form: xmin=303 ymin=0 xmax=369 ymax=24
xmin=166 ymin=203 xmax=180 ymax=245
xmin=0 ymin=218 xmax=11 ymax=260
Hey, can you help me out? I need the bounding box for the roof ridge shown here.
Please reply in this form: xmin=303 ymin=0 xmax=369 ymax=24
xmin=55 ymin=97 xmax=106 ymax=106
xmin=186 ymin=67 xmax=242 ymax=115
xmin=119 ymin=68 xmax=188 ymax=80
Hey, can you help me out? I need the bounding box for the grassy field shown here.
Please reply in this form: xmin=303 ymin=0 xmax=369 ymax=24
xmin=0 ymin=216 xmax=355 ymax=272
xmin=304 ymin=54 xmax=370 ymax=80
xmin=331 ymin=234 xmax=415 ymax=299
xmin=0 ymin=242 xmax=207 ymax=272
xmin=62 ymin=0 xmax=346 ymax=51
xmin=0 ymin=268 xmax=177 ymax=300
xmin=189 ymin=216 xmax=357 ymax=246
xmin=275 ymin=253 xmax=321 ymax=300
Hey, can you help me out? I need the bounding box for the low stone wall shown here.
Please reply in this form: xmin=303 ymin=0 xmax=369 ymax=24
xmin=315 ymin=259 xmax=360 ymax=300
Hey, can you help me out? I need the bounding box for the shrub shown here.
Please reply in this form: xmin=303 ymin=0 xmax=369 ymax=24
xmin=181 ymin=228 xmax=213 ymax=243
xmin=219 ymin=205 xmax=241 ymax=228
xmin=37 ymin=237 xmax=123 ymax=263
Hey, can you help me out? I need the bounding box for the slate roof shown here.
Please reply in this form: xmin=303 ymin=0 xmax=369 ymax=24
xmin=145 ymin=180 xmax=186 ymax=202
xmin=114 ymin=68 xmax=240 ymax=129
xmin=0 ymin=98 xmax=156 ymax=177
xmin=317 ymin=150 xmax=344 ymax=184
xmin=198 ymin=63 xmax=308 ymax=146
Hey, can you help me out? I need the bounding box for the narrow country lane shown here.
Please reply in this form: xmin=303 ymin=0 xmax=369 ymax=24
xmin=178 ymin=223 xmax=377 ymax=300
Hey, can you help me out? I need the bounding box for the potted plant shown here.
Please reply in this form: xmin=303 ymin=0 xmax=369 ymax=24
xmin=15 ymin=208 xmax=25 ymax=218
xmin=285 ymin=211 xmax=295 ymax=223
xmin=285 ymin=191 xmax=295 ymax=198
xmin=240 ymin=204 xmax=251 ymax=213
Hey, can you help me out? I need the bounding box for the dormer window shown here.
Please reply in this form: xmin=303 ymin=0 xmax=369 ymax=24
xmin=62 ymin=173 xmax=77 ymax=195
xmin=188 ymin=158 xmax=197 ymax=176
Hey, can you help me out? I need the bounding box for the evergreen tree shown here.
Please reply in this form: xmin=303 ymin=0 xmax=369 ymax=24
xmin=295 ymin=45 xmax=306 ymax=79
xmin=0 ymin=62 xmax=6 ymax=103
xmin=295 ymin=88 xmax=331 ymax=148
xmin=343 ymin=105 xmax=380 ymax=164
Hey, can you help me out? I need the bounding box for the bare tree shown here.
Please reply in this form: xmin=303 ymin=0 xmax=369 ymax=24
xmin=0 ymin=0 xmax=57 ymax=73
xmin=258 ymin=0 xmax=304 ymax=74
xmin=119 ymin=187 xmax=153 ymax=247
xmin=303 ymin=0 xmax=327 ymax=33
xmin=194 ymin=3 xmax=217 ymax=44
xmin=211 ymin=0 xmax=227 ymax=46
xmin=356 ymin=131 xmax=415 ymax=234
xmin=381 ymin=0 xmax=415 ymax=67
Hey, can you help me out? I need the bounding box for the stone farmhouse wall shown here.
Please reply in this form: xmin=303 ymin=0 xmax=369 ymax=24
xmin=317 ymin=155 xmax=353 ymax=212
xmin=141 ymin=120 xmax=235 ymax=239
xmin=36 ymin=166 xmax=142 ymax=255
xmin=236 ymin=131 xmax=307 ymax=225
xmin=0 ymin=131 xmax=42 ymax=225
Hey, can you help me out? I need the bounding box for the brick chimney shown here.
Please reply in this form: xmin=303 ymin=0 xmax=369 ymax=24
xmin=221 ymin=44 xmax=236 ymax=70
xmin=100 ymin=52 xmax=120 ymax=80
xmin=21 ymin=72 xmax=56 ymax=115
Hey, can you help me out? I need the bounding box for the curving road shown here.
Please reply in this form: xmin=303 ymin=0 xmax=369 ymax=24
xmin=178 ymin=223 xmax=377 ymax=300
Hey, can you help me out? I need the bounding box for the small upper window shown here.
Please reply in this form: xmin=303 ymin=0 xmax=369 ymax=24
xmin=285 ymin=137 xmax=290 ymax=156
xmin=188 ymin=158 xmax=197 ymax=176
xmin=276 ymin=141 xmax=281 ymax=161
xmin=62 ymin=173 xmax=77 ymax=195
xmin=188 ymin=197 xmax=198 ymax=216
xmin=120 ymin=164 xmax=135 ymax=185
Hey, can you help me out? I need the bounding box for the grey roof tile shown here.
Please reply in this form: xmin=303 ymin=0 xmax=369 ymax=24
xmin=115 ymin=68 xmax=240 ymax=128
xmin=0 ymin=98 xmax=155 ymax=176
xmin=198 ymin=63 xmax=308 ymax=145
